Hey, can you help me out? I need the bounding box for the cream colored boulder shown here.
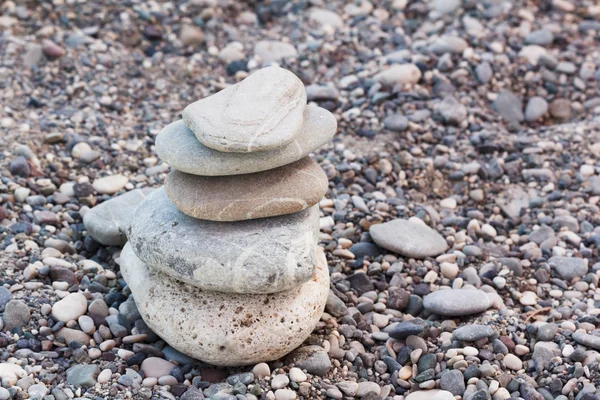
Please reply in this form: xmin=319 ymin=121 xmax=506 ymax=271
xmin=120 ymin=242 xmax=329 ymax=366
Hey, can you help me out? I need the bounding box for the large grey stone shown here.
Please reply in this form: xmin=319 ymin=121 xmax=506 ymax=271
xmin=66 ymin=364 xmax=100 ymax=388
xmin=128 ymin=189 xmax=319 ymax=294
xmin=156 ymin=105 xmax=336 ymax=176
xmin=493 ymin=90 xmax=524 ymax=122
xmin=165 ymin=157 xmax=327 ymax=221
xmin=182 ymin=67 xmax=306 ymax=153
xmin=548 ymin=256 xmax=588 ymax=280
xmin=369 ymin=219 xmax=448 ymax=259
xmin=83 ymin=188 xmax=155 ymax=246
xmin=423 ymin=289 xmax=493 ymax=316
xmin=496 ymin=186 xmax=532 ymax=219
xmin=120 ymin=243 xmax=329 ymax=366
xmin=572 ymin=333 xmax=600 ymax=350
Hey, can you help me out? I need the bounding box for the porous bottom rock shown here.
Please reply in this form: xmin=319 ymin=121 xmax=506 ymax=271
xmin=128 ymin=188 xmax=319 ymax=294
xmin=120 ymin=242 xmax=329 ymax=366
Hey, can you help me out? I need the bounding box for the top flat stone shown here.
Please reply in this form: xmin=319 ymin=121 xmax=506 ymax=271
xmin=369 ymin=219 xmax=448 ymax=259
xmin=156 ymin=104 xmax=337 ymax=176
xmin=182 ymin=66 xmax=306 ymax=153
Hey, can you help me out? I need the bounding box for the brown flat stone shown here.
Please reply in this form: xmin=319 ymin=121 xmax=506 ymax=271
xmin=165 ymin=157 xmax=328 ymax=221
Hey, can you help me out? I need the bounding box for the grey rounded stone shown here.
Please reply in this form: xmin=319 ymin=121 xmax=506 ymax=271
xmin=548 ymin=256 xmax=588 ymax=281
xmin=452 ymin=324 xmax=494 ymax=341
xmin=537 ymin=324 xmax=558 ymax=341
xmin=423 ymin=289 xmax=493 ymax=316
xmin=182 ymin=67 xmax=306 ymax=153
xmin=525 ymin=97 xmax=548 ymax=122
xmin=120 ymin=243 xmax=329 ymax=366
xmin=369 ymin=219 xmax=448 ymax=259
xmin=66 ymin=365 xmax=100 ymax=388
xmin=83 ymin=189 xmax=155 ymax=246
xmin=440 ymin=370 xmax=465 ymax=396
xmin=525 ymin=29 xmax=554 ymax=45
xmin=572 ymin=333 xmax=600 ymax=350
xmin=493 ymin=90 xmax=524 ymax=122
xmin=156 ymin=105 xmax=336 ymax=176
xmin=3 ymin=300 xmax=31 ymax=331
xmin=128 ymin=188 xmax=319 ymax=294
xmin=383 ymin=114 xmax=409 ymax=132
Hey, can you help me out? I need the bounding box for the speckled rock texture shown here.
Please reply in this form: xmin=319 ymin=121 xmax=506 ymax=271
xmin=182 ymin=66 xmax=306 ymax=153
xmin=128 ymin=188 xmax=319 ymax=294
xmin=83 ymin=188 xmax=155 ymax=246
xmin=155 ymin=104 xmax=337 ymax=176
xmin=120 ymin=242 xmax=329 ymax=366
xmin=165 ymin=157 xmax=328 ymax=221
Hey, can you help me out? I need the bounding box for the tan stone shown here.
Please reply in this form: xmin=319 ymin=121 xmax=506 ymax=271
xmin=120 ymin=242 xmax=329 ymax=366
xmin=165 ymin=157 xmax=328 ymax=221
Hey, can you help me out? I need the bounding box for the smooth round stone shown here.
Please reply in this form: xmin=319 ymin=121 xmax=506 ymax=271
xmin=120 ymin=243 xmax=329 ymax=366
xmin=83 ymin=188 xmax=155 ymax=246
xmin=405 ymin=390 xmax=455 ymax=400
xmin=182 ymin=66 xmax=306 ymax=153
xmin=165 ymin=157 xmax=327 ymax=222
xmin=140 ymin=357 xmax=176 ymax=378
xmin=369 ymin=219 xmax=448 ymax=259
xmin=423 ymin=289 xmax=493 ymax=316
xmin=78 ymin=315 xmax=95 ymax=334
xmin=254 ymin=40 xmax=298 ymax=65
xmin=52 ymin=292 xmax=88 ymax=323
xmin=128 ymin=189 xmax=319 ymax=294
xmin=156 ymin=105 xmax=336 ymax=176
xmin=92 ymin=175 xmax=129 ymax=195
xmin=373 ymin=64 xmax=422 ymax=86
xmin=452 ymin=324 xmax=494 ymax=341
xmin=525 ymin=96 xmax=548 ymax=122
xmin=503 ymin=354 xmax=523 ymax=370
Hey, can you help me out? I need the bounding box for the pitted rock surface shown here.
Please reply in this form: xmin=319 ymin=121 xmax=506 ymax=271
xmin=120 ymin=242 xmax=329 ymax=366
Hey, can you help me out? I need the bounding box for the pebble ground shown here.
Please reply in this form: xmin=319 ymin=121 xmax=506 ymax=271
xmin=1 ymin=0 xmax=600 ymax=399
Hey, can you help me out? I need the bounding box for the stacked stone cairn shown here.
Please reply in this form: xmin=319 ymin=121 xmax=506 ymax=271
xmin=120 ymin=66 xmax=338 ymax=366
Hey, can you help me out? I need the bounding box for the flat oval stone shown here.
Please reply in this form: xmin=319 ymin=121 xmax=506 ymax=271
xmin=182 ymin=66 xmax=306 ymax=153
xmin=120 ymin=242 xmax=329 ymax=366
xmin=423 ymin=289 xmax=493 ymax=316
xmin=156 ymin=105 xmax=336 ymax=176
xmin=83 ymin=188 xmax=155 ymax=246
xmin=128 ymin=188 xmax=319 ymax=294
xmin=369 ymin=219 xmax=448 ymax=258
xmin=165 ymin=157 xmax=328 ymax=221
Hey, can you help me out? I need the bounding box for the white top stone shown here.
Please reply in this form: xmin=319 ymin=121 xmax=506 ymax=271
xmin=182 ymin=66 xmax=306 ymax=153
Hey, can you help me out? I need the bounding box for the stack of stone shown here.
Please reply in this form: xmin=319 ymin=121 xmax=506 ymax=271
xmin=121 ymin=66 xmax=337 ymax=366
